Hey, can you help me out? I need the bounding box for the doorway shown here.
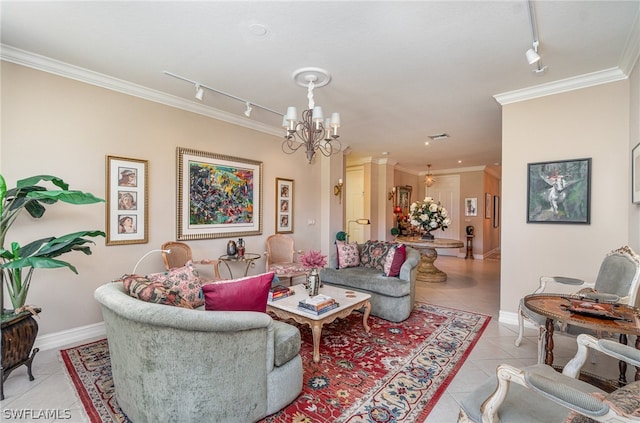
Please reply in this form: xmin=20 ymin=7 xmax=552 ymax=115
xmin=425 ymin=174 xmax=461 ymax=256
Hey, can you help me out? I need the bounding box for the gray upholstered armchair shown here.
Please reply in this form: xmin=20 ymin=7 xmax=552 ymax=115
xmin=515 ymin=246 xmax=640 ymax=363
xmin=459 ymin=333 xmax=640 ymax=422
xmin=94 ymin=282 xmax=303 ymax=423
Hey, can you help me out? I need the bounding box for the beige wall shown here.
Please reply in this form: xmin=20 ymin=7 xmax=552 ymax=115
xmin=1 ymin=62 xmax=333 ymax=336
xmin=629 ymin=58 xmax=640 ymax=250
xmin=501 ymin=80 xmax=631 ymax=315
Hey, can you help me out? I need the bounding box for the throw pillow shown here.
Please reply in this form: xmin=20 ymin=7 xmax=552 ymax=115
xmin=146 ymin=261 xmax=203 ymax=308
xmin=336 ymin=241 xmax=360 ymax=269
xmin=383 ymin=243 xmax=406 ymax=277
xmin=118 ymin=274 xmax=192 ymax=308
xmin=360 ymin=240 xmax=396 ymax=271
xmin=202 ymin=272 xmax=274 ymax=312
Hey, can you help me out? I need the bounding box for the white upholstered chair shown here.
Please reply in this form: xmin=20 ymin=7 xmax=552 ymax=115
xmin=264 ymin=234 xmax=307 ymax=286
xmin=459 ymin=333 xmax=640 ymax=423
xmin=515 ymin=245 xmax=640 ymax=363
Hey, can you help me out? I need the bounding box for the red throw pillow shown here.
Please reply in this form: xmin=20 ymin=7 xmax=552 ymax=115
xmin=383 ymin=244 xmax=406 ymax=277
xmin=202 ymin=272 xmax=274 ymax=312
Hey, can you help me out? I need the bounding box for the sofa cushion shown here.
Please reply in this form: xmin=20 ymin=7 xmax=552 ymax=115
xmin=336 ymin=240 xmax=360 ymax=269
xmin=146 ymin=261 xmax=204 ymax=308
xmin=320 ymin=266 xmax=411 ymax=298
xmin=202 ymin=272 xmax=274 ymax=312
xmin=563 ymin=382 xmax=640 ymax=422
xmin=272 ymin=320 xmax=301 ymax=367
xmin=118 ymin=275 xmax=193 ymax=308
xmin=359 ymin=240 xmax=396 ymax=271
xmin=383 ymin=244 xmax=406 ymax=277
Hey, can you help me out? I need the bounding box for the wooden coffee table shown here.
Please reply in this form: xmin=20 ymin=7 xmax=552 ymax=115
xmin=267 ymin=284 xmax=371 ymax=363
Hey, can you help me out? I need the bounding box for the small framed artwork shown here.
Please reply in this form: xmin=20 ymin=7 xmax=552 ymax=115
xmin=633 ymin=143 xmax=640 ymax=204
xmin=465 ymin=198 xmax=478 ymax=216
xmin=177 ymin=147 xmax=262 ymax=240
xmin=395 ymin=185 xmax=413 ymax=216
xmin=106 ymin=156 xmax=148 ymax=245
xmin=527 ymin=157 xmax=591 ymax=224
xmin=276 ymin=177 xmax=294 ymax=233
xmin=493 ymin=195 xmax=500 ymax=228
xmin=485 ymin=193 xmax=492 ymax=219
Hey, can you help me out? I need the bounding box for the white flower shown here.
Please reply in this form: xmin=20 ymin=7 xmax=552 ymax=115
xmin=429 ymin=203 xmax=438 ymax=212
xmin=407 ymin=197 xmax=451 ymax=232
xmin=429 ymin=221 xmax=438 ymax=228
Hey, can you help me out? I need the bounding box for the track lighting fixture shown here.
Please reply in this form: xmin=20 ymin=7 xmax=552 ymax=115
xmin=195 ymin=84 xmax=204 ymax=101
xmin=526 ymin=41 xmax=540 ymax=64
xmin=164 ymin=71 xmax=282 ymax=118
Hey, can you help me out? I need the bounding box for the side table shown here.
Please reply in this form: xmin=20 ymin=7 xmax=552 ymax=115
xmin=218 ymin=253 xmax=261 ymax=278
xmin=465 ymin=235 xmax=474 ymax=259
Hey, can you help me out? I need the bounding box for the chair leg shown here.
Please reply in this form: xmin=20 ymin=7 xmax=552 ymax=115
xmin=537 ymin=326 xmax=547 ymax=365
xmin=515 ymin=306 xmax=525 ymax=347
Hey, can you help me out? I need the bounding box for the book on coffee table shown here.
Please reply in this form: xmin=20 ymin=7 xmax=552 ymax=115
xmin=297 ymin=301 xmax=339 ymax=315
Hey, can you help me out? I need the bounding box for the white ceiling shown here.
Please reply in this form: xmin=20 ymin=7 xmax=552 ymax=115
xmin=2 ymin=1 xmax=639 ymax=173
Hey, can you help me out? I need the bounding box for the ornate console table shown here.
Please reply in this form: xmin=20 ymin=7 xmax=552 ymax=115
xmin=398 ymin=236 xmax=464 ymax=283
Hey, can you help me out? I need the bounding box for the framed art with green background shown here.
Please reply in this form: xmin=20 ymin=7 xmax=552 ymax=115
xmin=527 ymin=157 xmax=591 ymax=224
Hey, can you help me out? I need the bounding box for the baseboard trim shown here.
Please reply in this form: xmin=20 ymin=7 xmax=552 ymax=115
xmin=34 ymin=321 xmax=106 ymax=351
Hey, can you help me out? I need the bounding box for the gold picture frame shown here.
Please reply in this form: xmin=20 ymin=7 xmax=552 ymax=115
xmin=176 ymin=147 xmax=263 ymax=240
xmin=395 ymin=185 xmax=413 ymax=216
xmin=275 ymin=177 xmax=294 ymax=233
xmin=105 ymin=155 xmax=149 ymax=245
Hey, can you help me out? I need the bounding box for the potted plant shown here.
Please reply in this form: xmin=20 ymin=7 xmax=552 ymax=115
xmin=0 ymin=174 xmax=104 ymax=399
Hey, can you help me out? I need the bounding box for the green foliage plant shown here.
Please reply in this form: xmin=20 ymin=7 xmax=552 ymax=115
xmin=0 ymin=174 xmax=105 ymax=319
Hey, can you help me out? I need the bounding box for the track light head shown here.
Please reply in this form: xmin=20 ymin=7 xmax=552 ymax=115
xmin=526 ymin=47 xmax=540 ymax=64
xmin=195 ymin=84 xmax=204 ymax=101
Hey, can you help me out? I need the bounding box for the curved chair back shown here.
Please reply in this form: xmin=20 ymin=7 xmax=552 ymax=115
xmin=161 ymin=241 xmax=192 ymax=270
xmin=594 ymin=245 xmax=640 ymax=307
xmin=265 ymin=234 xmax=295 ymax=266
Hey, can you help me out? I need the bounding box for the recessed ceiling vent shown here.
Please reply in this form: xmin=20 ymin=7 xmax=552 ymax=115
xmin=428 ymin=133 xmax=450 ymax=141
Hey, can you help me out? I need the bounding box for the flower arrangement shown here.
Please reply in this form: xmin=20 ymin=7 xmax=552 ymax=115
xmin=299 ymin=250 xmax=327 ymax=269
xmin=409 ymin=197 xmax=451 ymax=235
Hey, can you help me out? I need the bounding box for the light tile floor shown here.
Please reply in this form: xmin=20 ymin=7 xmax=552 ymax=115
xmin=0 ymin=255 xmax=627 ymax=422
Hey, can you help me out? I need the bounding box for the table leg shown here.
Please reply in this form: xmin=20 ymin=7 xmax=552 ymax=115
xmin=362 ymin=301 xmax=371 ymax=333
xmin=636 ymin=336 xmax=640 ymax=382
xmin=310 ymin=321 xmax=323 ymax=363
xmin=619 ymin=334 xmax=628 ymax=385
xmin=544 ymin=318 xmax=554 ymax=366
xmin=415 ymin=247 xmax=447 ymax=283
xmin=220 ymin=261 xmax=234 ymax=279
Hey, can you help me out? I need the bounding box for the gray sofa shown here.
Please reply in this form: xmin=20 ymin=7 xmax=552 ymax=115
xmin=320 ymin=245 xmax=420 ymax=322
xmin=94 ymin=282 xmax=303 ymax=423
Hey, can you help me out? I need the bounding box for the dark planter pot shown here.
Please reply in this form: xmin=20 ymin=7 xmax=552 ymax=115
xmin=1 ymin=309 xmax=41 ymax=400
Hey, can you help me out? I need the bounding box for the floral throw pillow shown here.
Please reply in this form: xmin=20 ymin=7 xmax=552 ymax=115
xmin=563 ymin=382 xmax=640 ymax=423
xmin=118 ymin=275 xmax=192 ymax=309
xmin=360 ymin=240 xmax=396 ymax=271
xmin=336 ymin=241 xmax=360 ymax=269
xmin=383 ymin=244 xmax=406 ymax=277
xmin=146 ymin=261 xmax=204 ymax=308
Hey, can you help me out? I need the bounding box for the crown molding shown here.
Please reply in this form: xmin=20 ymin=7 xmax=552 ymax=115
xmin=620 ymin=7 xmax=640 ymax=75
xmin=0 ymin=44 xmax=283 ymax=138
xmin=494 ymin=67 xmax=627 ymax=105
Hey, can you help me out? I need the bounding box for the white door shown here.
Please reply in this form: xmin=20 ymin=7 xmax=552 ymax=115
xmin=426 ymin=175 xmax=461 ymax=256
xmin=346 ymin=167 xmax=366 ymax=243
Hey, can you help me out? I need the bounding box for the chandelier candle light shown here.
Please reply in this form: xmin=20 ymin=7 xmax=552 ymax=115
xmin=282 ymin=68 xmax=342 ymax=164
xmin=409 ymin=197 xmax=451 ymax=240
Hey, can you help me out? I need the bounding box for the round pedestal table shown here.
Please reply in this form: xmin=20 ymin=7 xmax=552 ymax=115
xmin=399 ymin=236 xmax=464 ymax=283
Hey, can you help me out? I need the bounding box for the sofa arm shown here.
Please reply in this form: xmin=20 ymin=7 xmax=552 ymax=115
xmin=399 ymin=247 xmax=420 ymax=281
xmin=94 ymin=282 xmax=273 ymax=332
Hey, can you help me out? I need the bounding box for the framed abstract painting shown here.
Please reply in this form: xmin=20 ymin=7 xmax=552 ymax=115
xmin=177 ymin=147 xmax=263 ymax=240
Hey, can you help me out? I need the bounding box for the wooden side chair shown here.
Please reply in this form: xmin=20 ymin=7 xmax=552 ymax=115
xmin=264 ymin=234 xmax=307 ymax=286
xmin=160 ymin=241 xmax=223 ymax=282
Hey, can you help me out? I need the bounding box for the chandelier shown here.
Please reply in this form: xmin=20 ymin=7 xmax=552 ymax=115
xmin=282 ymin=68 xmax=342 ymax=164
xmin=424 ymin=164 xmax=436 ymax=187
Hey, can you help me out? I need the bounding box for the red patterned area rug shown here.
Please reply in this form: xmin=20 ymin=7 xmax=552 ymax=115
xmin=60 ymin=303 xmax=489 ymax=423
